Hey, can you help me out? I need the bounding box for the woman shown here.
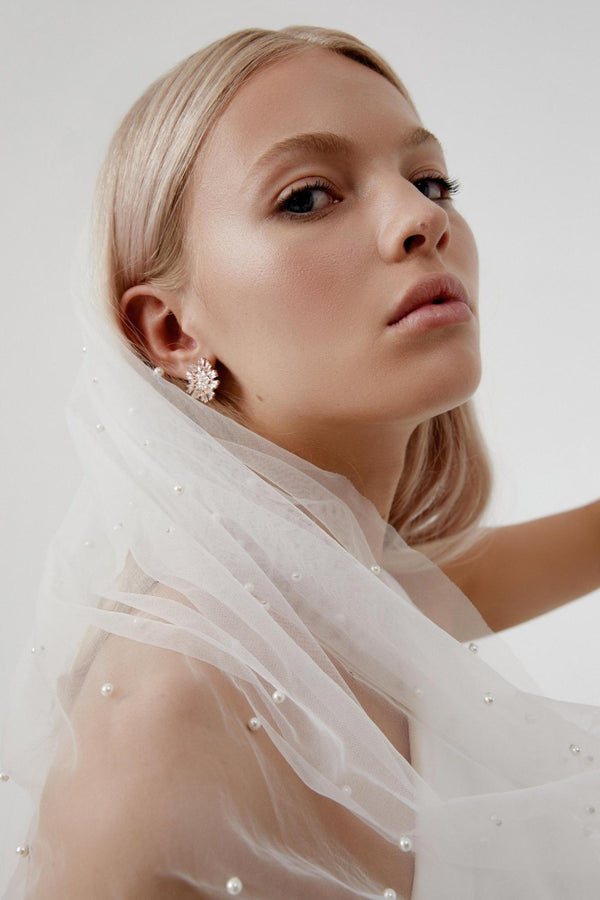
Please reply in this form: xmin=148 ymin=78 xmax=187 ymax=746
xmin=2 ymin=25 xmax=600 ymax=899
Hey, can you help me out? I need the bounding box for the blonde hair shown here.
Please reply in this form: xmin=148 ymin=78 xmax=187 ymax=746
xmin=94 ymin=25 xmax=492 ymax=558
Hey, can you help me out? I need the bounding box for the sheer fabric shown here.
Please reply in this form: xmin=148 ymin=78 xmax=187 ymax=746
xmin=2 ymin=306 xmax=600 ymax=898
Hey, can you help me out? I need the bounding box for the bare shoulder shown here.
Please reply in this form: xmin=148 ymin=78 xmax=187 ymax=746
xmin=28 ymin=591 xmax=260 ymax=899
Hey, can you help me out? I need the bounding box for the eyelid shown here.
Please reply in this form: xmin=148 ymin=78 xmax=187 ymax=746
xmin=276 ymin=176 xmax=340 ymax=206
xmin=274 ymin=177 xmax=342 ymax=221
xmin=271 ymin=167 xmax=459 ymax=222
xmin=411 ymin=170 xmax=461 ymax=196
xmin=410 ymin=167 xmax=451 ymax=182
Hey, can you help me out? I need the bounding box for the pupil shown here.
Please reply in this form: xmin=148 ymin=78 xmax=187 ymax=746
xmin=289 ymin=188 xmax=314 ymax=213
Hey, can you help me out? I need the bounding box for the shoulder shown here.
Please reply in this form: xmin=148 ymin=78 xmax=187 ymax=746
xmin=30 ymin=603 xmax=263 ymax=898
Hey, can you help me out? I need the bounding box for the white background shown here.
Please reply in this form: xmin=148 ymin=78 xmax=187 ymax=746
xmin=1 ymin=0 xmax=599 ymax=761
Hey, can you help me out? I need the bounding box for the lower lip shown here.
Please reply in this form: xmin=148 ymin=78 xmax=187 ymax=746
xmin=387 ymin=300 xmax=473 ymax=333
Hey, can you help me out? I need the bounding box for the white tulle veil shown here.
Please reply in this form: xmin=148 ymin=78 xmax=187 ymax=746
xmin=2 ymin=297 xmax=600 ymax=899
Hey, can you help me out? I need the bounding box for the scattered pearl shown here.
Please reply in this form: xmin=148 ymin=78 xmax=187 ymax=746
xmin=128 ymin=407 xmax=136 ymax=415
xmin=143 ymin=439 xmax=152 ymax=448
xmin=399 ymin=836 xmax=413 ymax=852
xmin=291 ymin=572 xmax=302 ymax=582
xmin=91 ymin=376 xmax=99 ymax=384
xmin=100 ymin=683 xmax=114 ymax=698
xmin=341 ymin=784 xmax=352 ymax=796
xmin=166 ymin=525 xmax=176 ymax=534
xmin=173 ymin=484 xmax=184 ymax=494
xmin=0 ymin=773 xmax=9 ymax=782
xmin=153 ymin=366 xmax=165 ymax=377
xmin=96 ymin=423 xmax=105 ymax=432
xmin=82 ymin=345 xmax=87 ymax=353
xmin=570 ymin=744 xmax=582 ymax=756
xmin=272 ymin=690 xmax=285 ymax=704
xmin=226 ymin=876 xmax=243 ymax=895
xmin=414 ymin=688 xmax=424 ymax=698
xmin=383 ymin=889 xmax=397 ymax=899
xmin=83 ymin=540 xmax=94 ymax=549
xmin=16 ymin=845 xmax=29 ymax=858
xmin=468 ymin=642 xmax=479 ymax=653
xmin=243 ymin=583 xmax=256 ymax=594
xmin=112 ymin=522 xmax=123 ymax=531
xmin=370 ymin=564 xmax=381 ymax=575
xmin=484 ymin=692 xmax=495 ymax=705
xmin=247 ymin=717 xmax=261 ymax=732
xmin=259 ymin=598 xmax=270 ymax=610
xmin=490 ymin=814 xmax=503 ymax=827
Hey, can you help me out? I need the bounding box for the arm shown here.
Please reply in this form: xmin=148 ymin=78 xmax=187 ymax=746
xmin=29 ymin=636 xmax=222 ymax=900
xmin=28 ymin=602 xmax=415 ymax=899
xmin=441 ymin=500 xmax=600 ymax=632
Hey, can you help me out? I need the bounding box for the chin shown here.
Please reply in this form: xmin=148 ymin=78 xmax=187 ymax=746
xmin=426 ymin=353 xmax=482 ymax=419
xmin=387 ymin=341 xmax=482 ymax=424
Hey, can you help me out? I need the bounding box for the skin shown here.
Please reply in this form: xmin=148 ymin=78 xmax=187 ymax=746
xmin=30 ymin=45 xmax=600 ymax=900
xmin=123 ymin=48 xmax=600 ymax=630
xmin=123 ymin=47 xmax=481 ymax=523
xmin=32 ymin=584 xmax=416 ymax=898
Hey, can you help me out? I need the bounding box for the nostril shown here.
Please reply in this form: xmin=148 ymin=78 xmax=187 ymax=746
xmin=403 ymin=233 xmax=427 ymax=254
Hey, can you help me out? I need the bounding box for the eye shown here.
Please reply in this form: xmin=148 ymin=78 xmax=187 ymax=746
xmin=277 ymin=179 xmax=340 ymax=218
xmin=413 ymin=175 xmax=461 ymax=201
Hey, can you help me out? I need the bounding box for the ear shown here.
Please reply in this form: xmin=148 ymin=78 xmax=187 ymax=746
xmin=119 ymin=284 xmax=215 ymax=379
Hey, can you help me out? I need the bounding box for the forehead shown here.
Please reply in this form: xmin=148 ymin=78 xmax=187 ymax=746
xmin=196 ymin=48 xmax=423 ymax=186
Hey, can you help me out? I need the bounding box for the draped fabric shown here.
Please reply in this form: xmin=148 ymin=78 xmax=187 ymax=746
xmin=2 ymin=304 xmax=600 ymax=899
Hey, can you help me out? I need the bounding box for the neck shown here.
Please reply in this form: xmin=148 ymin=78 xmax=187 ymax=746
xmin=242 ymin=410 xmax=414 ymax=523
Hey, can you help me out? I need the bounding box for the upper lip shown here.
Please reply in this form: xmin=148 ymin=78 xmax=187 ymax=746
xmin=386 ymin=273 xmax=470 ymax=326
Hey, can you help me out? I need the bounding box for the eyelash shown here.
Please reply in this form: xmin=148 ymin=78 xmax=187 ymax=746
xmin=277 ymin=178 xmax=338 ymax=220
xmin=276 ymin=174 xmax=462 ymax=221
xmin=415 ymin=174 xmax=462 ymax=198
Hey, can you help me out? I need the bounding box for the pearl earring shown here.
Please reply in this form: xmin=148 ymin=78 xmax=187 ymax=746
xmin=185 ymin=358 xmax=219 ymax=403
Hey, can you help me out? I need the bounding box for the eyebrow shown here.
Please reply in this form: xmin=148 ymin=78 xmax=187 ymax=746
xmin=246 ymin=127 xmax=444 ymax=182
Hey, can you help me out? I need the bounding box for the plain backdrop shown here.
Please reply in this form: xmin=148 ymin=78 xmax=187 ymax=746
xmin=2 ymin=0 xmax=599 ymax=793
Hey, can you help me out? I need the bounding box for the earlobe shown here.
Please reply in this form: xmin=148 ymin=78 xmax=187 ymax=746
xmin=119 ymin=284 xmax=211 ymax=379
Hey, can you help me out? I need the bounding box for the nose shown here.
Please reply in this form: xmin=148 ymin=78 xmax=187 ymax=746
xmin=377 ymin=181 xmax=450 ymax=262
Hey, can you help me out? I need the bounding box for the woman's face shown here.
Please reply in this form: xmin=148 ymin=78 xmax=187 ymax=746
xmin=181 ymin=48 xmax=480 ymax=444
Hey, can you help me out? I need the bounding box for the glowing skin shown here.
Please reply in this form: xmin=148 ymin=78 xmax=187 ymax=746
xmin=126 ymin=48 xmax=480 ymax=519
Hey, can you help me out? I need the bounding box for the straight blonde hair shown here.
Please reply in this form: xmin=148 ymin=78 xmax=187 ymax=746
xmin=94 ymin=25 xmax=492 ymax=559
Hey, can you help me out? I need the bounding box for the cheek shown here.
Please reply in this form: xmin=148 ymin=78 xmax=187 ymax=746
xmin=452 ymin=214 xmax=479 ymax=291
xmin=196 ymin=221 xmax=362 ymax=344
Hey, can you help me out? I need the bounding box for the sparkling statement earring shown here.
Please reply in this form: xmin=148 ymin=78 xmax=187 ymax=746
xmin=185 ymin=358 xmax=219 ymax=403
